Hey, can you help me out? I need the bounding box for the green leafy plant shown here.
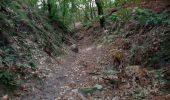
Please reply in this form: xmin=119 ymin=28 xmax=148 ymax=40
xmin=0 ymin=46 xmax=36 ymax=90
xmin=79 ymin=84 xmax=103 ymax=96
xmin=25 ymin=48 xmax=37 ymax=70
xmin=1 ymin=47 xmax=17 ymax=67
xmin=133 ymin=8 xmax=169 ymax=26
xmin=114 ymin=0 xmax=141 ymax=7
xmin=0 ymin=0 xmax=12 ymax=7
xmin=28 ymin=0 xmax=38 ymax=7
xmin=110 ymin=13 xmax=120 ymax=22
xmin=0 ymin=70 xmax=20 ymax=90
xmin=132 ymin=89 xmax=145 ymax=100
xmin=110 ymin=8 xmax=131 ymax=22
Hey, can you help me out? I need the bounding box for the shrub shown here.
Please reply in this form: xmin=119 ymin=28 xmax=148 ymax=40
xmin=133 ymin=8 xmax=169 ymax=26
xmin=0 ymin=70 xmax=20 ymax=90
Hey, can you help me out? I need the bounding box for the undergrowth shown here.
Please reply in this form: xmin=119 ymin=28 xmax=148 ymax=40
xmin=0 ymin=70 xmax=20 ymax=90
xmin=0 ymin=0 xmax=66 ymax=90
xmin=108 ymin=7 xmax=170 ymax=67
xmin=110 ymin=7 xmax=170 ymax=26
xmin=107 ymin=7 xmax=170 ymax=90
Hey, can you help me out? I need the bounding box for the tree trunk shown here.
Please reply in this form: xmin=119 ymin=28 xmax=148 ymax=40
xmin=47 ymin=0 xmax=52 ymax=18
xmin=89 ymin=0 xmax=94 ymax=20
xmin=95 ymin=0 xmax=105 ymax=28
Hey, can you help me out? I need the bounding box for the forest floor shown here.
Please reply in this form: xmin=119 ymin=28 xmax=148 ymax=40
xmin=1 ymin=1 xmax=170 ymax=99
xmin=1 ymin=27 xmax=170 ymax=100
xmin=6 ymin=29 xmax=115 ymax=100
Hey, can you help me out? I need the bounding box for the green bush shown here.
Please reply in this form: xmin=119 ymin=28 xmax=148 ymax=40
xmin=110 ymin=8 xmax=131 ymax=22
xmin=110 ymin=13 xmax=120 ymax=22
xmin=110 ymin=8 xmax=170 ymax=27
xmin=133 ymin=8 xmax=169 ymax=26
xmin=0 ymin=70 xmax=20 ymax=90
xmin=0 ymin=0 xmax=12 ymax=7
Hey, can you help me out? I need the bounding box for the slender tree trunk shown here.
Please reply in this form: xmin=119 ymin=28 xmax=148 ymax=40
xmin=47 ymin=0 xmax=52 ymax=18
xmin=89 ymin=0 xmax=94 ymax=20
xmin=41 ymin=0 xmax=45 ymax=10
xmin=85 ymin=2 xmax=90 ymax=21
xmin=95 ymin=0 xmax=105 ymax=28
xmin=110 ymin=0 xmax=112 ymax=8
xmin=71 ymin=1 xmax=76 ymax=29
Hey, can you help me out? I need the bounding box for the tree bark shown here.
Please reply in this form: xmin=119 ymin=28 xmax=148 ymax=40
xmin=95 ymin=0 xmax=105 ymax=28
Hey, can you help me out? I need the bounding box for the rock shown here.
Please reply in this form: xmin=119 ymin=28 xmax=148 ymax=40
xmin=70 ymin=44 xmax=79 ymax=53
xmin=94 ymin=84 xmax=103 ymax=90
xmin=166 ymin=94 xmax=170 ymax=100
xmin=2 ymin=95 xmax=9 ymax=100
xmin=0 ymin=49 xmax=3 ymax=56
xmin=112 ymin=96 xmax=120 ymax=100
xmin=0 ymin=56 xmax=3 ymax=68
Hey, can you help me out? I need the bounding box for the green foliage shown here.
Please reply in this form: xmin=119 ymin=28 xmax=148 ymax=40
xmin=114 ymin=0 xmax=141 ymax=7
xmin=155 ymin=69 xmax=165 ymax=82
xmin=28 ymin=0 xmax=38 ymax=6
xmin=96 ymin=15 xmax=105 ymax=21
xmin=0 ymin=0 xmax=12 ymax=7
xmin=0 ymin=70 xmax=20 ymax=90
xmin=25 ymin=47 xmax=37 ymax=70
xmin=83 ymin=21 xmax=92 ymax=27
xmin=79 ymin=87 xmax=97 ymax=96
xmin=109 ymin=8 xmax=131 ymax=22
xmin=133 ymin=8 xmax=169 ymax=26
xmin=110 ymin=13 xmax=120 ymax=22
xmin=103 ymin=30 xmax=114 ymax=43
xmin=118 ymin=8 xmax=132 ymax=21
xmin=0 ymin=45 xmax=36 ymax=89
xmin=132 ymin=89 xmax=145 ymax=100
xmin=1 ymin=47 xmax=16 ymax=66
xmin=110 ymin=7 xmax=170 ymax=26
xmin=109 ymin=7 xmax=170 ymax=27
xmin=79 ymin=84 xmax=103 ymax=96
xmin=0 ymin=0 xmax=64 ymax=57
xmin=154 ymin=68 xmax=170 ymax=90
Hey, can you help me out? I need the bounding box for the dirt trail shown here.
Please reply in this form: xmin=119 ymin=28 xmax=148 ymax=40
xmin=18 ymin=35 xmax=113 ymax=100
xmin=2 ymin=30 xmax=166 ymax=100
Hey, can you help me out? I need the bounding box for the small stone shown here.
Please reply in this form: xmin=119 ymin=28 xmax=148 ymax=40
xmin=94 ymin=84 xmax=103 ymax=90
xmin=70 ymin=44 xmax=79 ymax=53
xmin=112 ymin=96 xmax=120 ymax=100
xmin=72 ymin=89 xmax=78 ymax=93
xmin=2 ymin=95 xmax=9 ymax=100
